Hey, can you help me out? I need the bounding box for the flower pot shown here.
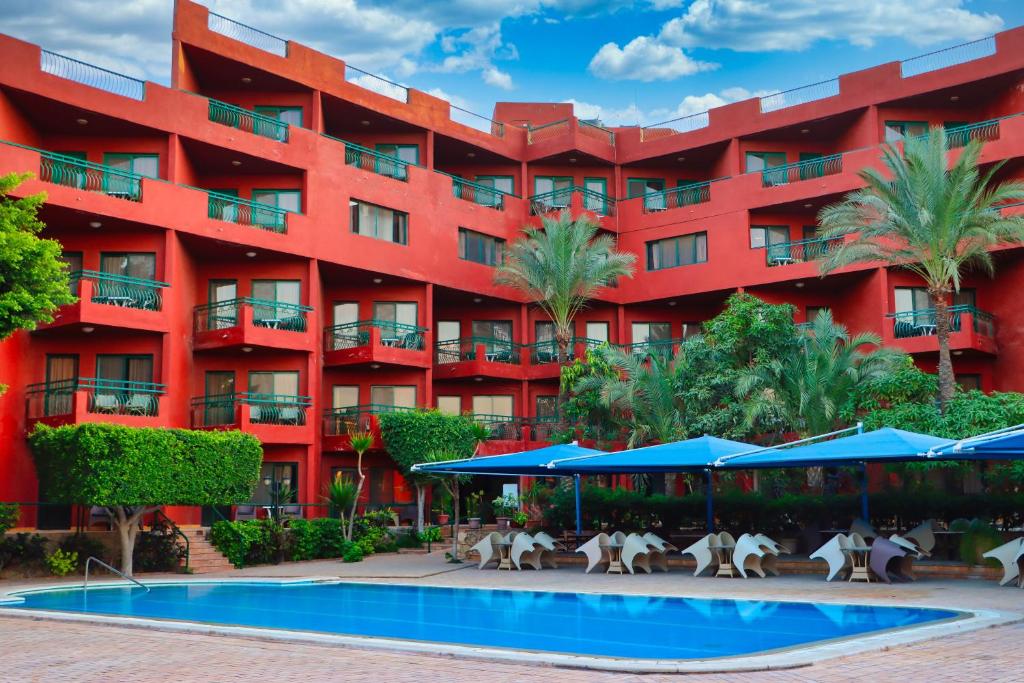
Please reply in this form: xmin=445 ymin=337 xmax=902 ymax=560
xmin=495 ymin=516 xmax=511 ymax=531
xmin=437 ymin=513 xmax=450 ymax=526
xmin=468 ymin=517 xmax=481 ymax=529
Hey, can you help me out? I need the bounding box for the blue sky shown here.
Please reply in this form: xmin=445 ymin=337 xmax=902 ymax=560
xmin=3 ymin=1 xmax=1023 ymax=126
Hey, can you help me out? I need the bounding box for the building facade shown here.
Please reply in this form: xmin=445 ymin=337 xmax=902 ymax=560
xmin=1 ymin=1 xmax=1023 ymax=528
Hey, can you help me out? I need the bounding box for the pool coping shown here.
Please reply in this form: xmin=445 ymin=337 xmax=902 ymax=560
xmin=0 ymin=577 xmax=1018 ymax=674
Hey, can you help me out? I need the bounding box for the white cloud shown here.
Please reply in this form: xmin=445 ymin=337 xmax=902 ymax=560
xmin=589 ymin=35 xmax=718 ymax=81
xmin=482 ymin=67 xmax=515 ymax=90
xmin=659 ymin=0 xmax=1004 ymax=51
xmin=432 ymin=23 xmax=518 ymax=89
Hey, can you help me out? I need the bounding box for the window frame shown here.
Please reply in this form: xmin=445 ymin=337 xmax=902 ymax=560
xmin=645 ymin=232 xmax=708 ymax=271
xmin=252 ymin=189 xmax=302 ymax=213
xmin=458 ymin=227 xmax=506 ymax=266
xmin=349 ymin=199 xmax=409 ymax=245
xmin=254 ymin=105 xmax=303 ymax=127
xmin=102 ymin=153 xmax=159 ymax=178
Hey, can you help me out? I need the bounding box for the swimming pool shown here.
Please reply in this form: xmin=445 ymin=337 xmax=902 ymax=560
xmin=0 ymin=581 xmax=960 ymax=661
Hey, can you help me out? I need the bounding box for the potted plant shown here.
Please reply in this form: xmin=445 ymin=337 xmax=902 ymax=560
xmin=491 ymin=493 xmax=519 ymax=531
xmin=466 ymin=490 xmax=484 ymax=529
xmin=434 ymin=489 xmax=451 ymax=526
xmin=512 ymin=510 xmax=529 ymax=528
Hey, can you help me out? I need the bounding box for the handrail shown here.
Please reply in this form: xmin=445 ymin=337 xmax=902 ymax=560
xmin=438 ymin=170 xmax=517 ymax=198
xmin=208 ymin=11 xmax=288 ymax=57
xmin=194 ymin=297 xmax=312 ymax=313
xmin=344 ymin=64 xmax=409 ymax=103
xmin=449 ymin=105 xmax=505 ymax=137
xmin=640 ymin=111 xmax=710 ymax=141
xmin=900 ymin=35 xmax=996 ymax=78
xmin=40 ymin=50 xmax=145 ymax=101
xmin=527 ymin=119 xmax=571 ymax=144
xmin=327 ymin=319 xmax=426 ymax=334
xmin=634 ymin=179 xmax=722 ymax=213
xmin=84 ymin=555 xmax=150 ymax=592
xmin=759 ymin=79 xmax=840 ymax=114
xmin=579 ymin=120 xmax=615 ymax=145
xmin=207 ymin=98 xmax=289 ymax=142
xmin=26 ymin=377 xmax=166 ymax=394
xmin=70 ymin=269 xmax=169 ymax=288
xmin=909 ymin=117 xmax=1002 ymax=148
xmin=761 ymin=153 xmax=843 ymax=187
xmin=154 ymin=509 xmax=189 ymax=572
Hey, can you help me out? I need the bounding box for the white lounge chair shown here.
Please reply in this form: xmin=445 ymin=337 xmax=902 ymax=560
xmin=904 ymin=520 xmax=936 ymax=556
xmin=469 ymin=531 xmax=503 ymax=569
xmin=982 ymin=537 xmax=1023 ymax=586
xmin=753 ymin=533 xmax=786 ymax=576
xmin=810 ymin=533 xmax=851 ymax=582
xmin=531 ymin=531 xmax=560 ymax=568
xmin=681 ymin=533 xmax=718 ymax=577
xmin=576 ymin=532 xmax=611 ymax=574
xmin=850 ymin=518 xmax=878 ymax=541
xmin=642 ymin=532 xmax=675 ymax=572
xmin=511 ymin=532 xmax=543 ymax=570
xmin=754 ymin=534 xmax=790 ymax=555
xmin=622 ymin=533 xmax=654 ymax=574
xmin=889 ymin=534 xmax=927 ymax=559
xmin=733 ymin=533 xmax=768 ymax=578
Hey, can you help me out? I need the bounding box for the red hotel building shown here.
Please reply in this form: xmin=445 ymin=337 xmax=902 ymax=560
xmin=1 ymin=1 xmax=1023 ymax=528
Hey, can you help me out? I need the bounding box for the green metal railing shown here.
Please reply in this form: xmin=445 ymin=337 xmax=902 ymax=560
xmin=39 ymin=151 xmax=145 ymax=201
xmin=638 ymin=181 xmax=718 ymax=213
xmin=70 ymin=270 xmax=168 ymax=311
xmin=527 ymin=417 xmax=566 ymax=442
xmin=525 ymin=337 xmax=605 ymax=364
xmin=529 ymin=186 xmax=616 ymax=217
xmin=26 ymin=377 xmax=165 ymax=419
xmin=579 ymin=120 xmax=615 ymax=145
xmin=917 ymin=118 xmax=1002 ymax=149
xmin=40 ymin=50 xmax=145 ymax=101
xmin=340 ymin=139 xmax=413 ymax=181
xmin=887 ymin=305 xmax=995 ymax=339
xmin=622 ymin=339 xmax=677 ymax=360
xmin=208 ymin=99 xmax=289 ymax=142
xmin=193 ymin=298 xmax=312 ymax=333
xmin=206 ymin=190 xmax=288 ymax=233
xmin=434 ymin=336 xmax=518 ymax=364
xmin=153 ymin=508 xmax=189 ymax=572
xmin=191 ymin=393 xmax=311 ymax=427
xmin=323 ymin=404 xmax=415 ymax=435
xmin=444 ymin=173 xmax=511 ymax=210
xmin=765 ymin=236 xmax=843 ymax=266
xmin=325 ymin=319 xmax=426 ymax=351
xmin=472 ymin=414 xmax=525 ymax=440
xmin=761 ymin=154 xmax=843 ymax=187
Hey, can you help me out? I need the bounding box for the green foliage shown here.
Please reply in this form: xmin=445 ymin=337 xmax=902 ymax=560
xmin=133 ymin=520 xmax=186 ymax=572
xmin=288 ymin=518 xmax=349 ymax=561
xmin=29 ymin=423 xmax=263 ymax=506
xmin=0 ymin=503 xmax=18 ymax=535
xmin=0 ymin=172 xmax=76 ymax=341
xmin=863 ymin=390 xmax=1024 ymax=439
xmin=348 ymin=430 xmax=375 ymax=456
xmin=844 ymin=356 xmax=938 ymax=418
xmin=210 ymin=519 xmax=288 ymax=568
xmin=0 ymin=533 xmax=47 ymax=572
xmin=957 ymin=519 xmax=1005 ymax=566
xmin=324 ymin=474 xmax=358 ymax=518
xmin=491 ymin=493 xmax=519 ymax=517
xmin=45 ymin=549 xmax=78 ymax=577
xmin=59 ymin=533 xmax=105 ymax=568
xmin=465 ymin=490 xmax=485 ymax=518
xmin=559 ymin=347 xmax=622 ymax=443
xmin=379 ymin=410 xmax=479 ymax=480
xmin=394 ymin=529 xmax=422 ymax=549
xmin=342 ymin=543 xmax=365 ymax=563
xmin=417 ymin=526 xmax=443 ymax=543
xmin=353 ymin=510 xmax=398 ymax=553
xmin=702 ymin=292 xmax=798 ymax=366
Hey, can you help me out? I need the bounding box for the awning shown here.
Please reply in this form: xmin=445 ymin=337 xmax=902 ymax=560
xmin=715 ymin=427 xmax=950 ymax=469
xmin=929 ymin=426 xmax=1024 ymax=460
xmin=410 ymin=443 xmax=604 ymax=477
xmin=546 ymin=436 xmax=758 ymax=473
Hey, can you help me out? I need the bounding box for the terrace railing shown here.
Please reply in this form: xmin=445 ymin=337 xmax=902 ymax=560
xmin=527 ymin=119 xmax=570 ymax=144
xmin=323 ymin=404 xmax=415 ymax=436
xmin=191 ymin=393 xmax=311 ymax=427
xmin=324 ymin=320 xmax=426 ymax=351
xmin=208 ymin=99 xmax=289 ymax=142
xmin=207 ymin=12 xmax=288 ymax=57
xmin=529 ymin=186 xmax=616 ymax=217
xmin=340 ymin=139 xmax=413 ymax=181
xmin=887 ymin=305 xmax=995 ymax=339
xmin=909 ymin=118 xmax=1003 ymax=149
xmin=39 ymin=151 xmax=145 ymax=201
xmin=206 ymin=190 xmax=288 ymax=233
xmin=759 ymin=79 xmax=840 ymax=114
xmin=70 ymin=270 xmax=168 ymax=311
xmin=434 ymin=337 xmax=519 ymax=364
xmin=344 ymin=65 xmax=409 ymax=103
xmin=527 ymin=417 xmax=566 ymax=442
xmin=449 ymin=105 xmax=505 ymax=137
xmin=525 ymin=337 xmax=605 ymax=364
xmin=193 ymin=298 xmax=312 ymax=333
xmin=445 ymin=174 xmax=510 ymax=210
xmin=640 ymin=111 xmax=710 ymax=142
xmin=579 ymin=120 xmax=615 ymax=145
xmin=622 ymin=339 xmax=677 ymax=361
xmin=900 ymin=36 xmax=996 ymax=78
xmin=638 ymin=181 xmax=716 ymax=213
xmin=27 ymin=378 xmax=165 ymax=419
xmin=761 ymin=154 xmax=843 ymax=187
xmin=473 ymin=414 xmax=525 ymax=441
xmin=765 ymin=236 xmax=843 ymax=266
xmin=40 ymin=50 xmax=145 ymax=101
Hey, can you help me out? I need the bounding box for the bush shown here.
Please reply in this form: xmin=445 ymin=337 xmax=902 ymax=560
xmin=288 ymin=518 xmax=348 ymax=561
xmin=0 ymin=533 xmax=47 ymax=572
xmin=133 ymin=521 xmax=187 ymax=572
xmin=417 ymin=526 xmax=443 ymax=544
xmin=45 ymin=549 xmax=78 ymax=577
xmin=342 ymin=543 xmax=364 ymax=563
xmin=210 ymin=519 xmax=288 ymax=568
xmin=59 ymin=534 xmax=106 ymax=569
xmin=394 ymin=529 xmax=422 ymax=549
xmin=0 ymin=503 xmax=18 ymax=535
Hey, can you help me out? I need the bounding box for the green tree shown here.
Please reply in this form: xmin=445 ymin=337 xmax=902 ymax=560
xmin=29 ymin=424 xmax=262 ymax=575
xmin=0 ymin=172 xmax=75 ymax=350
xmin=323 ymin=473 xmax=358 ymax=533
xmin=346 ymin=430 xmax=375 ymax=541
xmin=494 ymin=210 xmax=635 ymax=362
xmin=819 ymin=128 xmax=1024 ymax=409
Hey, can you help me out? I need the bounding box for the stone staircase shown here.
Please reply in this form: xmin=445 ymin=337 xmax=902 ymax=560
xmin=181 ymin=528 xmax=234 ymax=574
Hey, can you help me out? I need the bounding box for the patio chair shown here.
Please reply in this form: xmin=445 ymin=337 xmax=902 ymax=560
xmin=733 ymin=534 xmax=768 ymax=578
xmin=981 ymin=537 xmax=1023 ymax=586
xmin=278 ymin=405 xmax=302 ymax=425
xmin=530 ymin=531 xmax=560 ymax=568
xmin=850 ymin=518 xmax=878 ymax=541
xmin=642 ymin=532 xmax=676 ymax=572
xmin=125 ymin=393 xmax=154 ymax=416
xmin=469 ymin=532 xmax=503 ymax=569
xmin=869 ymin=537 xmax=913 ymax=584
xmin=809 ymin=533 xmax=851 ymax=582
xmin=91 ymin=392 xmax=120 ymax=413
xmin=889 ymin=534 xmax=928 ymax=559
xmin=754 ymin=534 xmax=790 ymax=556
xmin=88 ymin=506 xmax=112 ymax=530
xmin=837 ymin=534 xmax=871 ymax=582
xmin=234 ymin=505 xmax=257 ymax=521
xmin=576 ymin=532 xmax=611 ymax=574
xmin=622 ymin=533 xmax=654 ymax=574
xmin=681 ymin=533 xmax=718 ymax=577
xmin=753 ymin=534 xmax=786 ymax=576
xmin=279 ymin=505 xmax=302 ymax=520
xmin=904 ymin=520 xmax=936 ymax=556
xmin=511 ymin=533 xmax=543 ymax=570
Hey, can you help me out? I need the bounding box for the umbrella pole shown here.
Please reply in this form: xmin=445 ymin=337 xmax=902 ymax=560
xmin=573 ymin=474 xmax=582 ymax=538
xmin=705 ymin=469 xmax=714 ymax=532
xmin=859 ymin=462 xmax=869 ymax=522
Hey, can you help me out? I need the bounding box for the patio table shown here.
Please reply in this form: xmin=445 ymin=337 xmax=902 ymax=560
xmin=496 ymin=540 xmax=513 ymax=570
xmin=708 ymin=544 xmax=738 ymax=578
xmin=841 ymin=545 xmax=872 ymax=582
xmin=599 ymin=541 xmax=625 ymax=574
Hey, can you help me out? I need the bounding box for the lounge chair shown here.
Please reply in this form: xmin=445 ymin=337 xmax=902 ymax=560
xmin=982 ymin=537 xmax=1023 ymax=586
xmin=753 ymin=534 xmax=786 ymax=576
xmin=469 ymin=532 xmax=503 ymax=569
xmin=511 ymin=533 xmax=543 ymax=570
xmin=622 ymin=533 xmax=654 ymax=574
xmin=531 ymin=531 xmax=561 ymax=568
xmin=810 ymin=533 xmax=851 ymax=582
xmin=904 ymin=520 xmax=936 ymax=556
xmin=870 ymin=537 xmax=913 ymax=584
xmin=733 ymin=534 xmax=768 ymax=578
xmin=681 ymin=533 xmax=718 ymax=577
xmin=850 ymin=518 xmax=878 ymax=541
xmin=642 ymin=532 xmax=675 ymax=572
xmin=754 ymin=534 xmax=790 ymax=555
xmin=889 ymin=534 xmax=928 ymax=558
xmin=576 ymin=532 xmax=611 ymax=574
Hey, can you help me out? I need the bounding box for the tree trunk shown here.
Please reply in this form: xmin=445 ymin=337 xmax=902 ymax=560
xmin=415 ymin=483 xmax=425 ymax=533
xmin=348 ymin=451 xmax=366 ymax=541
xmin=931 ymin=290 xmax=956 ymax=412
xmin=555 ymin=327 xmax=571 ymax=364
xmin=112 ymin=506 xmax=149 ymax=577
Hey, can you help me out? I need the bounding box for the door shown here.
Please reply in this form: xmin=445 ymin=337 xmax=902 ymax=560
xmin=95 ymin=354 xmax=154 ymax=413
xmin=44 ymin=354 xmax=78 ymax=417
xmin=583 ymin=177 xmax=607 ymax=214
xmin=251 ymin=280 xmax=301 ymax=327
xmin=628 ymin=178 xmax=666 ymax=211
xmin=204 ymin=371 xmax=236 ymax=427
xmin=436 ymin=320 xmax=461 ymax=362
xmin=534 ymin=321 xmax=557 ymax=362
xmin=373 ymin=301 xmax=417 ymax=342
xmin=534 ymin=176 xmax=572 ymax=210
xmin=585 ymin=321 xmax=609 ymax=348
xmin=207 ymin=280 xmax=238 ymax=329
xmin=375 ymin=144 xmax=418 ymax=180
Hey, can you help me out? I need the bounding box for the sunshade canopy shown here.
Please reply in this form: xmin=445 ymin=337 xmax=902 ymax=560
xmin=929 ymin=428 xmax=1024 ymax=461
xmin=411 ymin=443 xmax=604 ymax=477
xmin=716 ymin=427 xmax=951 ymax=469
xmin=545 ymin=436 xmax=758 ymax=474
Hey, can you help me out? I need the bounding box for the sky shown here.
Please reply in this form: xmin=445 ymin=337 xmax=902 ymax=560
xmin=2 ymin=0 xmax=1023 ymax=127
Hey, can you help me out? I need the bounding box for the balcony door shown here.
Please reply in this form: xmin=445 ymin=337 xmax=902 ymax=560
xmin=583 ymin=177 xmax=607 ymax=214
xmin=44 ymin=354 xmax=78 ymax=417
xmin=472 ymin=395 xmax=514 ymax=418
xmin=370 ymin=385 xmax=416 ymax=409
xmin=204 ymin=371 xmax=236 ymax=426
xmin=251 ymin=280 xmax=300 ymax=327
xmin=100 ymin=252 xmax=156 ymax=280
xmin=206 ymin=280 xmax=238 ymax=330
xmin=373 ymin=301 xmax=417 ymax=343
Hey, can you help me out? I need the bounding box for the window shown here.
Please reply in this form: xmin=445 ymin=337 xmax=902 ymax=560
xmin=437 ymin=396 xmax=462 ymax=415
xmin=61 ymin=251 xmax=83 ymax=273
xmin=681 ymin=322 xmax=702 ymax=339
xmin=632 ymin=322 xmax=671 ymax=344
xmin=99 ymin=252 xmax=156 ymax=280
xmin=43 ymin=354 xmax=78 ymax=416
xmin=332 ymin=385 xmax=359 ymax=408
xmin=536 ymin=395 xmax=558 ymax=420
xmin=368 ymin=468 xmax=394 ymax=505
xmin=97 ymin=354 xmax=154 ymax=384
xmin=884 ymin=121 xmax=929 ymax=142
xmin=459 ymin=228 xmax=505 ymax=266
xmin=252 ymin=189 xmax=301 ymax=213
xmin=472 ymin=395 xmax=514 ymax=417
xmin=956 ymin=374 xmax=982 ymax=391
xmin=534 ymin=176 xmax=572 ymax=200
xmin=255 ymin=463 xmax=298 ymax=504
xmin=333 ymin=302 xmax=359 ymax=326
xmin=251 ymin=280 xmax=301 ymax=326
xmin=375 ymin=144 xmax=419 ymax=180
xmin=475 ymin=176 xmax=514 ymax=207
xmin=203 ymin=371 xmax=236 ymax=426
xmin=583 ymin=178 xmax=608 ymax=214
xmin=746 ymin=152 xmax=787 ymax=186
xmin=535 ymin=321 xmax=556 ymax=344
xmin=370 ymin=385 xmax=416 ymax=408
xmin=749 ymin=226 xmax=789 ymax=249
xmin=585 ymin=321 xmax=609 ymax=345
xmin=254 ymin=106 xmax=303 ymax=127
xmin=437 ymin=320 xmax=460 ymax=341
xmin=646 ymin=232 xmax=708 ymax=271
xmin=248 ymin=371 xmax=299 ymax=397
xmin=472 ymin=320 xmax=512 ymax=340
xmin=103 ymin=153 xmax=158 ymax=178
xmin=374 ymin=302 xmax=417 ymax=326
xmin=350 ymin=199 xmax=408 ymax=245
xmin=806 ymin=306 xmax=829 ymax=323
xmin=894 ymin=287 xmax=931 ymax=314
xmin=628 ymin=178 xmax=666 ymax=211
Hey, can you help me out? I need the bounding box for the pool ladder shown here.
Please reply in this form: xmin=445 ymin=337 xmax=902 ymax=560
xmin=83 ymin=556 xmax=150 ymax=593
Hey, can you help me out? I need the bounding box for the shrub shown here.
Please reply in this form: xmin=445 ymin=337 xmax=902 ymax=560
xmin=417 ymin=526 xmax=443 ymax=544
xmin=210 ymin=519 xmax=288 ymax=568
xmin=0 ymin=533 xmax=47 ymax=572
xmin=133 ymin=521 xmax=186 ymax=572
xmin=342 ymin=542 xmax=364 ymax=563
xmin=59 ymin=534 xmax=106 ymax=569
xmin=394 ymin=529 xmax=422 ymax=549
xmin=0 ymin=503 xmax=18 ymax=535
xmin=288 ymin=518 xmax=348 ymax=561
xmin=45 ymin=549 xmax=78 ymax=577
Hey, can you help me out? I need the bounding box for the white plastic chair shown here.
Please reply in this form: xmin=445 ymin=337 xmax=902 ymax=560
xmin=576 ymin=532 xmax=611 ymax=574
xmin=809 ymin=533 xmax=850 ymax=582
xmin=511 ymin=533 xmax=542 ymax=570
xmin=733 ymin=533 xmax=767 ymax=578
xmin=643 ymin=532 xmax=678 ymax=553
xmin=754 ymin=534 xmax=790 ymax=555
xmin=889 ymin=534 xmax=926 ymax=558
xmin=839 ymin=534 xmax=871 ymax=582
xmin=681 ymin=533 xmax=717 ymax=577
xmin=904 ymin=520 xmax=936 ymax=556
xmin=622 ymin=533 xmax=653 ymax=574
xmin=753 ymin=533 xmax=786 ymax=576
xmin=642 ymin=533 xmax=674 ymax=572
xmin=850 ymin=518 xmax=878 ymax=541
xmin=982 ymin=537 xmax=1023 ymax=586
xmin=469 ymin=531 xmax=503 ymax=569
xmin=531 ymin=531 xmax=560 ymax=568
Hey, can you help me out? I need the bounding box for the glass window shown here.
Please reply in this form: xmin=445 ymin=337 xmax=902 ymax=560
xmin=374 ymin=144 xmax=418 ymax=180
xmin=437 ymin=320 xmax=460 ymax=341
xmin=472 ymin=395 xmax=514 ymax=417
xmin=103 ymin=153 xmax=159 ymax=178
xmin=681 ymin=322 xmax=701 ymax=339
xmin=628 ymin=178 xmax=667 ymax=211
xmin=749 ymin=226 xmax=789 ymax=249
xmin=745 ymin=152 xmax=787 ymax=173
xmin=632 ymin=322 xmax=672 ymax=344
xmin=475 ymin=176 xmax=514 ymax=207
xmin=370 ymin=385 xmax=416 ymax=408
xmin=350 ymin=199 xmax=408 ymax=245
xmin=332 ymin=385 xmax=359 ymax=408
xmin=884 ymin=121 xmax=929 ymax=142
xmin=807 ymin=306 xmax=829 ymax=323
xmin=43 ymin=354 xmax=78 ymax=416
xmin=61 ymin=251 xmax=83 ymax=273
xmin=535 ymin=321 xmax=556 ymax=343
xmin=254 ymin=106 xmax=303 ymax=127
xmin=646 ymin=233 xmax=708 ymax=271
xmin=252 ymin=280 xmax=300 ymax=305
xmin=534 ymin=176 xmax=572 ymax=197
xmin=583 ymin=178 xmax=608 ymax=214
xmin=96 ymin=354 xmax=154 ymax=383
xmin=536 ymin=395 xmax=558 ymax=419
xmin=99 ymin=252 xmax=156 ymax=279
xmin=894 ymin=287 xmax=931 ymax=313
xmin=472 ymin=320 xmax=512 ymax=341
xmin=955 ymin=374 xmax=981 ymax=391
xmin=437 ymin=396 xmax=462 ymax=415
xmin=585 ymin=321 xmax=609 ymax=344
xmin=374 ymin=302 xmax=417 ymax=326
xmin=333 ymin=302 xmax=359 ymax=325
xmin=252 ymin=189 xmax=301 ymax=213
xmin=255 ymin=463 xmax=298 ymax=504
xmin=248 ymin=371 xmax=299 ymax=397
xmin=459 ymin=228 xmax=505 ymax=266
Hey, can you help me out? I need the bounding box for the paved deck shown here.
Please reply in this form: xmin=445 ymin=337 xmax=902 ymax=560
xmin=2 ymin=552 xmax=1022 ymax=681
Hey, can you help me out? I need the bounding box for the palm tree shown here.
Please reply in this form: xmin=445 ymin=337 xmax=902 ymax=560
xmin=494 ymin=210 xmax=635 ymax=362
xmin=323 ymin=472 xmax=358 ymax=531
xmin=345 ymin=430 xmax=375 ymax=541
xmin=818 ymin=127 xmax=1024 ymax=409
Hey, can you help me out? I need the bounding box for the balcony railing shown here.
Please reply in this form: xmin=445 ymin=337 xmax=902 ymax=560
xmin=339 ymin=139 xmax=413 ymax=181
xmin=207 ymin=11 xmax=288 ymax=57
xmin=888 ymin=305 xmax=995 ymax=339
xmin=529 ymin=186 xmax=616 ymax=217
xmin=909 ymin=118 xmax=1003 ymax=149
xmin=473 ymin=414 xmax=524 ymax=440
xmin=206 ymin=190 xmax=288 ymax=233
xmin=324 ymin=320 xmax=426 ymax=351
xmin=39 ymin=151 xmax=145 ymax=201
xmin=765 ymin=236 xmax=843 ymax=266
xmin=323 ymin=404 xmax=415 ymax=436
xmin=528 ymin=417 xmax=566 ymax=442
xmin=638 ymin=181 xmax=716 ymax=213
xmin=27 ymin=378 xmax=165 ymax=419
xmin=640 ymin=111 xmax=710 ymax=142
xmin=527 ymin=119 xmax=570 ymax=144
xmin=449 ymin=105 xmax=505 ymax=137
xmin=900 ymin=36 xmax=996 ymax=78
xmin=525 ymin=337 xmax=606 ymax=364
xmin=191 ymin=393 xmax=311 ymax=427
xmin=344 ymin=65 xmax=409 ymax=103
xmin=759 ymin=79 xmax=840 ymax=114
xmin=579 ymin=120 xmax=615 ymax=145
xmin=761 ymin=154 xmax=843 ymax=187
xmin=194 ymin=298 xmax=312 ymax=333
xmin=40 ymin=50 xmax=145 ymax=101
xmin=622 ymin=339 xmax=678 ymax=360
xmin=445 ymin=174 xmax=511 ymax=210
xmin=70 ymin=270 xmax=168 ymax=311
xmin=208 ymin=99 xmax=289 ymax=142
xmin=435 ymin=337 xmax=518 ymax=364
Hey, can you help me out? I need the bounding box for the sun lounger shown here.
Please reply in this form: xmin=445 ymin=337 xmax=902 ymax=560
xmin=753 ymin=534 xmax=787 ymax=576
xmin=531 ymin=531 xmax=561 ymax=568
xmin=850 ymin=518 xmax=878 ymax=541
xmin=810 ymin=533 xmax=851 ymax=582
xmin=576 ymin=532 xmax=611 ymax=573
xmin=733 ymin=534 xmax=768 ymax=578
xmin=903 ymin=520 xmax=936 ymax=556
xmin=642 ymin=532 xmax=675 ymax=572
xmin=469 ymin=531 xmax=503 ymax=569
xmin=982 ymin=537 xmax=1023 ymax=586
xmin=870 ymin=537 xmax=913 ymax=584
xmin=622 ymin=533 xmax=654 ymax=574
xmin=681 ymin=533 xmax=718 ymax=577
xmin=889 ymin=534 xmax=928 ymax=558
xmin=511 ymin=532 xmax=543 ymax=570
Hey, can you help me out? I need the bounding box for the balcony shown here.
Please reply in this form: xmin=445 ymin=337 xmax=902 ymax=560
xmin=37 ymin=271 xmax=169 ymax=333
xmin=206 ymin=191 xmax=288 ymax=233
xmin=433 ymin=337 xmax=524 ymax=380
xmin=622 ymin=339 xmax=680 ymax=361
xmin=26 ymin=378 xmax=166 ymax=429
xmin=638 ymin=180 xmax=717 ymax=214
xmin=761 ymin=154 xmax=843 ymax=188
xmin=338 ymin=140 xmax=414 ymax=181
xmin=191 ymin=393 xmax=313 ymax=444
xmin=765 ymin=236 xmax=843 ymax=267
xmin=322 ymin=404 xmax=416 ymax=450
xmin=524 ymin=337 xmax=605 ymax=379
xmin=886 ymin=305 xmax=997 ymax=355
xmin=39 ymin=151 xmax=144 ymax=201
xmin=529 ymin=186 xmax=616 ymax=226
xmin=445 ymin=174 xmax=510 ymax=211
xmin=208 ymin=98 xmax=290 ymax=142
xmin=473 ymin=415 xmax=564 ymax=445
xmin=193 ymin=298 xmax=314 ymax=352
xmin=323 ymin=320 xmax=430 ymax=368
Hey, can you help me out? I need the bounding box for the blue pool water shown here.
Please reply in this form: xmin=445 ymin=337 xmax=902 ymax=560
xmin=2 ymin=582 xmax=959 ymax=660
